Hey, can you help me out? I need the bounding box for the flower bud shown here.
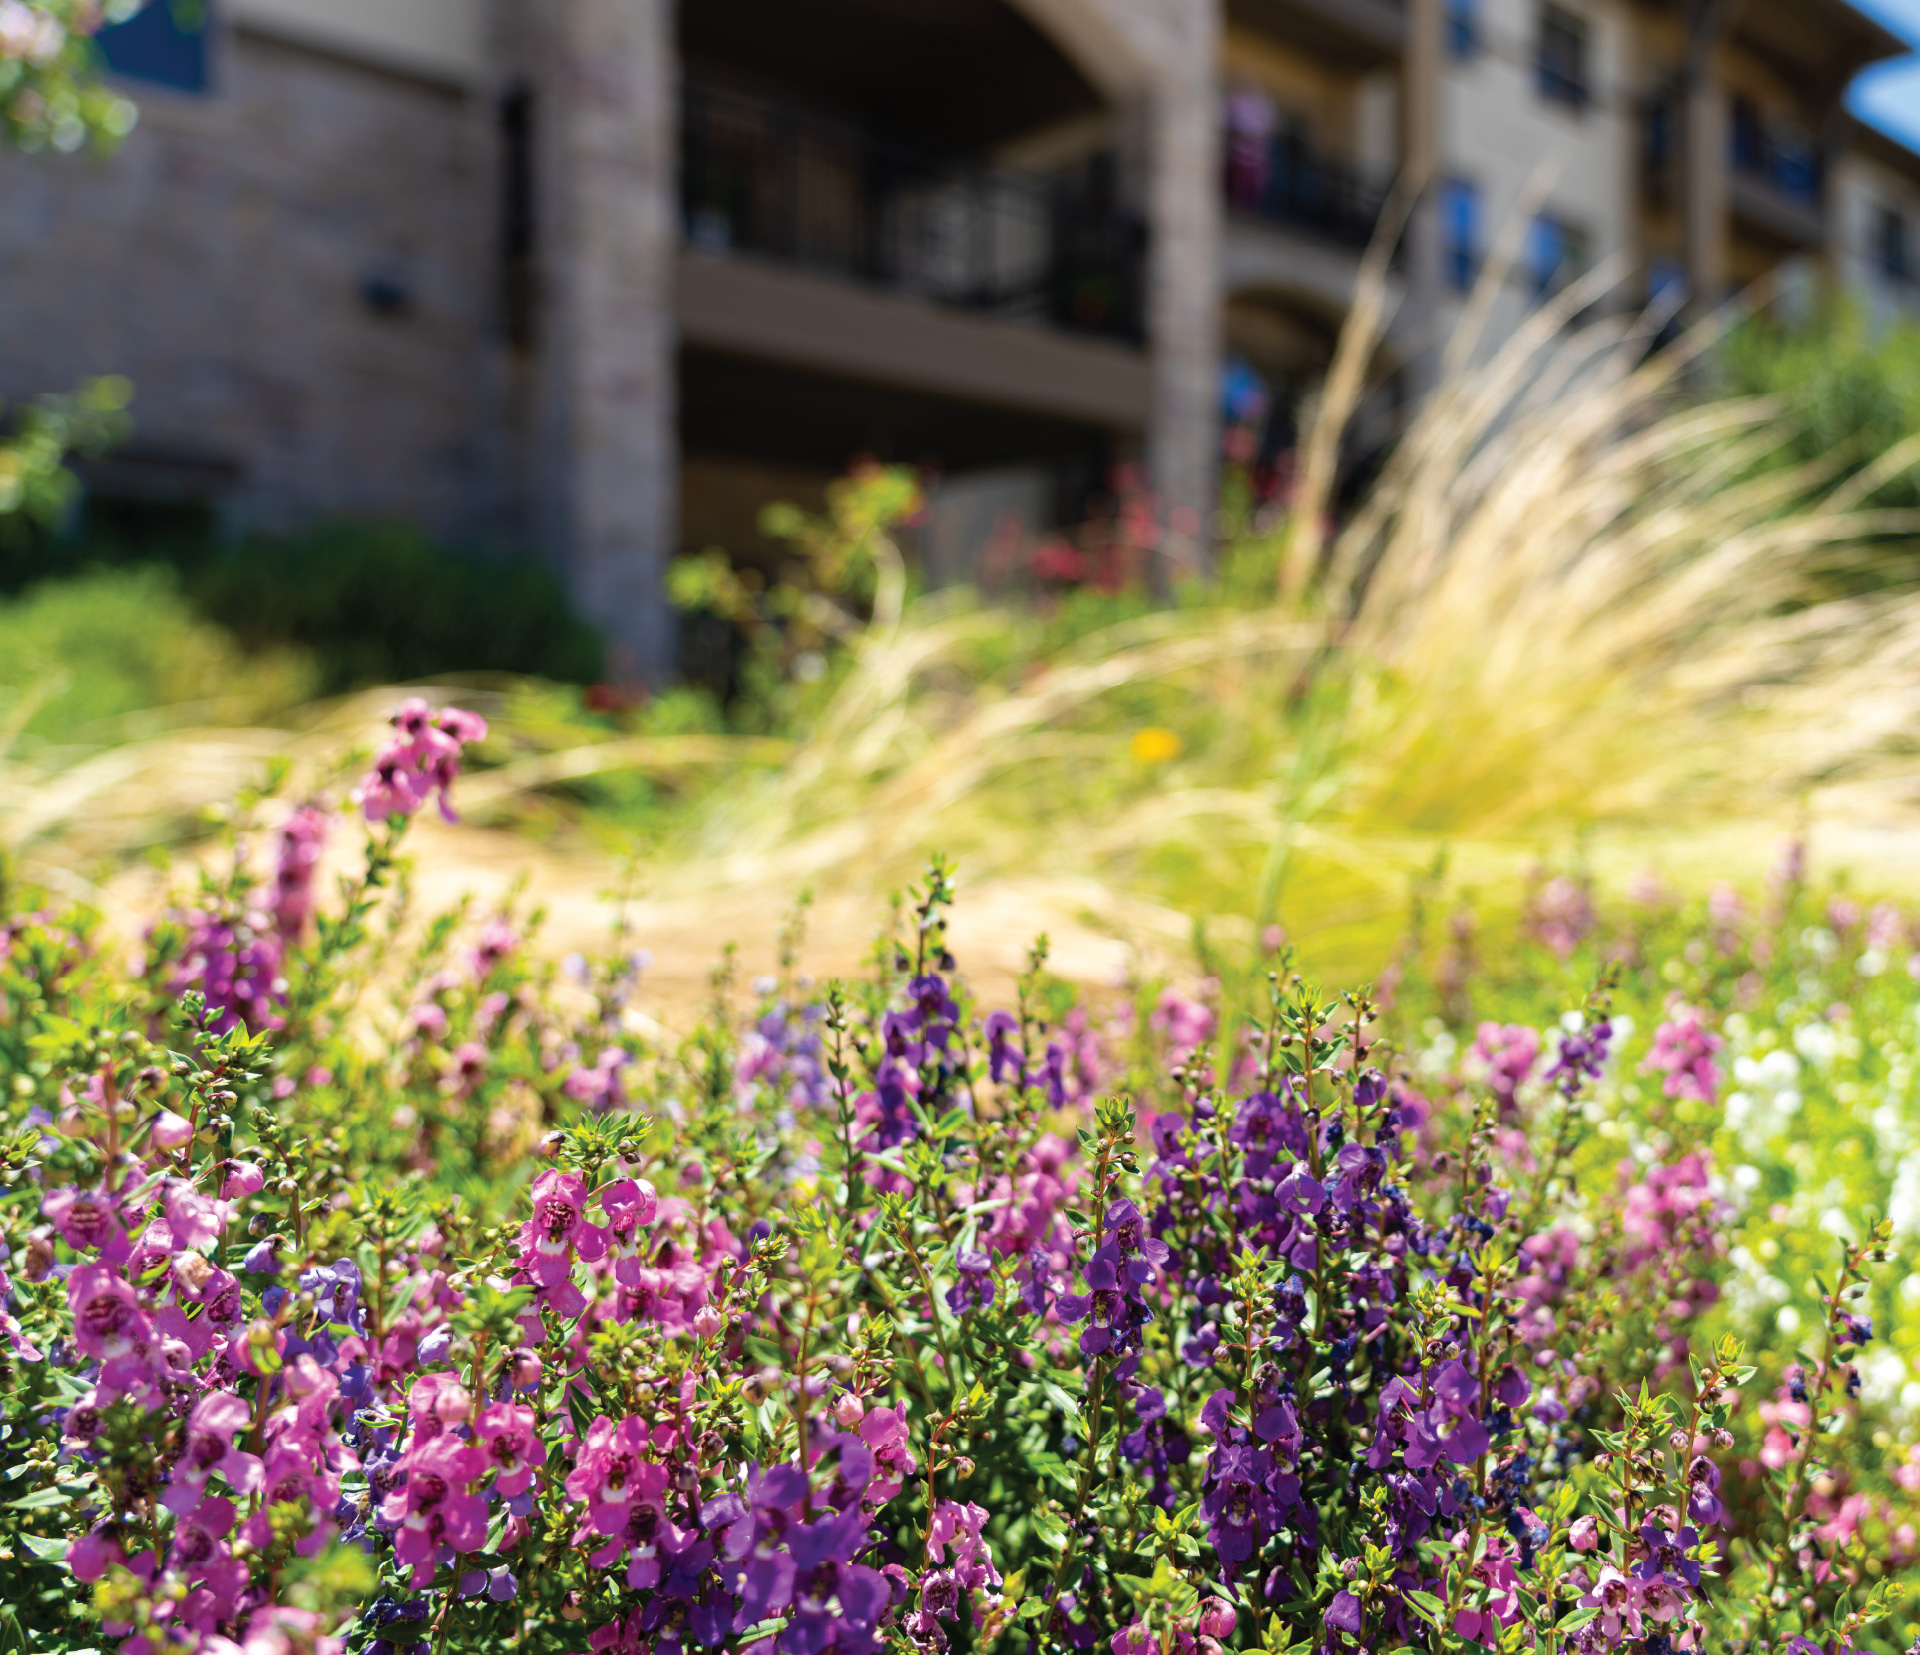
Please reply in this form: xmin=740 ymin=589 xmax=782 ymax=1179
xmin=21 ymin=1231 xmax=55 ymax=1281
xmin=222 ymin=1161 xmax=265 ymax=1200
xmin=834 ymin=1393 xmax=866 ymax=1428
xmin=508 ymin=1348 xmax=543 ymax=1390
xmin=1569 ymin=1515 xmax=1600 ymax=1552
xmin=692 ymin=1305 xmax=724 ymax=1340
xmin=1197 ymin=1600 xmax=1236 ymax=1640
xmin=151 ymin=1113 xmax=194 ymax=1151
xmin=434 ymin=1382 xmax=474 ymax=1424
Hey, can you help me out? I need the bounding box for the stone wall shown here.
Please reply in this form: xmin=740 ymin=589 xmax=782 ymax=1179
xmin=0 ymin=26 xmax=508 ymax=545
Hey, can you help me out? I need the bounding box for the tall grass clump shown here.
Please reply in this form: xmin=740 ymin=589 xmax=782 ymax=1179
xmin=649 ymin=283 xmax=1920 ymax=980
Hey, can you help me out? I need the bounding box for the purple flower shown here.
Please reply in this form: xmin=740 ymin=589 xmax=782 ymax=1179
xmin=1635 ymin=1521 xmax=1701 ymax=1588
xmin=1324 ymin=1590 xmax=1363 ymax=1634
xmin=946 ymin=1250 xmax=995 ymax=1314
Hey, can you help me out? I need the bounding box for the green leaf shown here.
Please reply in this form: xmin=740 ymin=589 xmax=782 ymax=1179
xmin=1405 ymin=1590 xmax=1446 ymax=1627
xmin=7 ymin=1486 xmax=75 ymax=1511
xmin=16 ymin=1534 xmax=67 ymax=1561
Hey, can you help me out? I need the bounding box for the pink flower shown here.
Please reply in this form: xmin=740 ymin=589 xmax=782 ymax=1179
xmin=1643 ymin=1008 xmax=1724 ymax=1103
xmin=42 ymin=1186 xmax=129 ymax=1261
xmin=564 ymin=1047 xmax=631 ymax=1112
xmin=164 ymin=1181 xmax=231 ymax=1252
xmin=927 ymin=1498 xmax=1002 ymax=1597
xmin=1197 ymin=1600 xmax=1236 ymax=1640
xmin=475 ymin=1401 xmax=546 ymax=1497
xmin=67 ymin=1262 xmax=151 ymax=1360
xmin=859 ymin=1405 xmax=917 ymax=1503
xmin=471 ymin=917 xmax=519 ymax=978
xmin=516 ymin=1169 xmax=607 ymax=1288
xmin=1471 ymin=1022 xmax=1541 ymax=1118
xmin=1150 ymin=990 xmax=1215 ymax=1056
xmin=600 ymin=1177 xmax=659 ymax=1279
xmin=271 ymin=802 xmax=330 ymax=939
xmin=382 ymin=1434 xmax=487 ymax=1583
xmin=353 ymin=700 xmax=488 ymax=824
xmin=564 ymin=1415 xmax=669 ymax=1542
xmin=67 ymin=1528 xmax=124 ymax=1583
xmin=1579 ymin=1566 xmax=1642 ymax=1642
xmin=1568 ymin=1514 xmax=1600 ymax=1551
xmin=163 ymin=1391 xmax=263 ymax=1516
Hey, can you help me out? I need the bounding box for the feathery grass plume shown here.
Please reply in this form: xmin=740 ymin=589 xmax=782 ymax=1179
xmin=618 ymin=273 xmax=1920 ymax=979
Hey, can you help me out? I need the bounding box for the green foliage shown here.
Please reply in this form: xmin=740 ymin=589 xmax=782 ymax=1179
xmin=1720 ymin=305 xmax=1920 ymax=506
xmin=0 ymin=376 xmax=130 ymax=532
xmin=0 ymin=0 xmax=141 ymax=153
xmin=180 ymin=524 xmax=603 ymax=694
xmin=0 ymin=563 xmax=313 ymax=746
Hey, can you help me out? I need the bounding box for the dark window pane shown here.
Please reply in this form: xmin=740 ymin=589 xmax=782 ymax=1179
xmin=1877 ymin=207 xmax=1912 ymax=282
xmin=1536 ymin=4 xmax=1589 ymax=108
xmin=97 ymin=0 xmax=209 ymax=93
xmin=1442 ymin=178 xmax=1480 ymax=292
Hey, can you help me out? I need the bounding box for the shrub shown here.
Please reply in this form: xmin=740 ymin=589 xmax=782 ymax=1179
xmin=0 ymin=564 xmax=314 ymax=746
xmin=0 ymin=704 xmax=1915 ymax=1655
xmin=0 ymin=522 xmax=603 ymax=698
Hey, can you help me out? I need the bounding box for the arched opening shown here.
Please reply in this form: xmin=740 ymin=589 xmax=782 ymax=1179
xmin=675 ymin=0 xmax=1148 ymax=624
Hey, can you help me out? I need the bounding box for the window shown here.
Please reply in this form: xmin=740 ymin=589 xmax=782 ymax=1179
xmin=1448 ymin=0 xmax=1479 ymax=59
xmin=1536 ymin=4 xmax=1589 ymax=109
xmin=1441 ymin=178 xmax=1481 ymax=292
xmin=96 ymin=0 xmax=209 ymax=93
xmin=1527 ymin=212 xmax=1589 ymax=297
xmin=1877 ymin=206 xmax=1913 ymax=284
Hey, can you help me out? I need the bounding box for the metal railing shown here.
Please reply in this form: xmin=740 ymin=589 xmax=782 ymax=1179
xmin=1730 ymin=102 xmax=1822 ymax=206
xmin=1640 ymin=96 xmax=1825 ymax=213
xmin=1222 ymin=130 xmax=1389 ymax=249
xmin=680 ymin=81 xmax=1146 ymax=344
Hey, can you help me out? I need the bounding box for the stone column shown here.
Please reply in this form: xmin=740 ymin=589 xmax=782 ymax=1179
xmin=544 ymin=0 xmax=677 ymax=682
xmin=1142 ymin=13 xmax=1219 ymax=575
xmin=1682 ymin=0 xmax=1730 ymax=308
xmin=1400 ymin=0 xmax=1444 ymax=391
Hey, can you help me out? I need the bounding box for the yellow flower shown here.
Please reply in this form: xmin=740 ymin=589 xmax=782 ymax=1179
xmin=1130 ymin=727 xmax=1183 ymax=765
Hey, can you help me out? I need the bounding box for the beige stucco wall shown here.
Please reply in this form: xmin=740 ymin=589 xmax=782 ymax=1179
xmin=1834 ymin=151 xmax=1920 ymax=325
xmin=1438 ymin=0 xmax=1638 ymax=336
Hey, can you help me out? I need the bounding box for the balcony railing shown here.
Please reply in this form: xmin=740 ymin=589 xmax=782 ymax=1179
xmin=1731 ymin=100 xmax=1822 ymax=207
xmin=1222 ymin=129 xmax=1389 ymax=249
xmin=680 ymin=81 xmax=1146 ymax=344
xmin=1641 ymin=94 xmax=1826 ymax=241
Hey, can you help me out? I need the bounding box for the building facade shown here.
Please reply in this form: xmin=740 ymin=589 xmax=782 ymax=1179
xmin=0 ymin=0 xmax=1914 ymax=674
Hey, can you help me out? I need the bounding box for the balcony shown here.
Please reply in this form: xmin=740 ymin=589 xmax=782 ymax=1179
xmin=1729 ymin=102 xmax=1826 ymax=249
xmin=1223 ymin=127 xmax=1390 ymax=251
xmin=1639 ymin=96 xmax=1827 ymax=250
xmin=679 ymin=80 xmax=1146 ymax=344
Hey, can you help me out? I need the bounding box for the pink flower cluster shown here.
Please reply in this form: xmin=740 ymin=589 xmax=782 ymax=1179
xmin=352 ymin=699 xmax=489 ymax=824
xmin=271 ymin=804 xmax=330 ymax=940
xmin=1470 ymin=1022 xmax=1540 ymax=1122
xmin=1642 ymin=1007 xmax=1724 ymax=1103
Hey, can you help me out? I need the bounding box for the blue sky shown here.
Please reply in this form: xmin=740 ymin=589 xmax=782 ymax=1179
xmin=1849 ymin=0 xmax=1920 ymax=151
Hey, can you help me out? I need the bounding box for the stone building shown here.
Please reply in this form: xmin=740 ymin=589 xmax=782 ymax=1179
xmin=0 ymin=0 xmax=1914 ymax=675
